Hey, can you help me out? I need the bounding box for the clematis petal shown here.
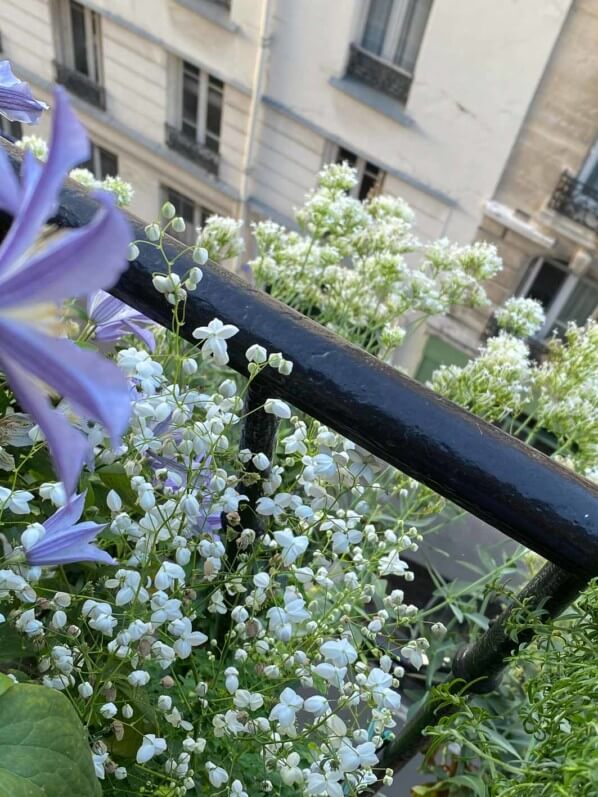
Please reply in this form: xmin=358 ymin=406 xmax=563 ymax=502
xmin=0 ymin=61 xmax=48 ymax=124
xmin=0 ymin=193 xmax=131 ymax=308
xmin=0 ymin=319 xmax=130 ymax=445
xmin=26 ymin=521 xmax=115 ymax=566
xmin=0 ymin=86 xmax=89 ymax=275
xmin=43 ymin=492 xmax=86 ymax=534
xmin=0 ymin=356 xmax=88 ymax=493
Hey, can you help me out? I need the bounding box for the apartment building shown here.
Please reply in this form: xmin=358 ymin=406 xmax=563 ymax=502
xmin=0 ymin=0 xmax=581 ymax=374
xmin=415 ymin=0 xmax=598 ymax=378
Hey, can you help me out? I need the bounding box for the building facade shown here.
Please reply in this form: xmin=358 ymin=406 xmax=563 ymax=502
xmin=419 ymin=0 xmax=598 ymax=376
xmin=0 ymin=0 xmax=586 ymax=374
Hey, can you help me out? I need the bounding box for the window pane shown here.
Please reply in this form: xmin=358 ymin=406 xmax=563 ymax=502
xmin=70 ymin=0 xmax=89 ymax=76
xmin=394 ymin=0 xmax=432 ymax=73
xmin=524 ymin=259 xmax=568 ymax=311
xmin=205 ymin=75 xmax=223 ymax=153
xmin=0 ymin=117 xmax=22 ymax=139
xmin=550 ymin=279 xmax=598 ymax=336
xmin=182 ymin=61 xmax=200 ymax=139
xmin=99 ymin=147 xmax=118 ymax=179
xmin=336 ymin=146 xmax=358 ymax=167
xmin=199 ymin=206 xmax=215 ymax=226
xmin=359 ymin=162 xmax=381 ymax=200
xmin=90 ymin=11 xmax=102 ymax=84
xmin=362 ymin=0 xmax=393 ymax=55
xmin=166 ymin=187 xmax=197 ymax=244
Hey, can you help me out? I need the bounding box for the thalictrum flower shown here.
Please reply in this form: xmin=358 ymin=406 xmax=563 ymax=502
xmin=0 ymin=87 xmax=132 ymax=493
xmin=87 ymin=290 xmax=155 ymax=351
xmin=21 ymin=491 xmax=116 ymax=567
xmin=0 ymin=60 xmax=48 ymax=125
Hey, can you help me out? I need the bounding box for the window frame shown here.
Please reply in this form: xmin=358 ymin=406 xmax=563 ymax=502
xmin=174 ymin=59 xmax=223 ymax=153
xmin=0 ymin=117 xmax=23 ymax=140
xmin=54 ymin=0 xmax=104 ymax=85
xmin=82 ymin=142 xmax=118 ymax=180
xmin=332 ymin=144 xmax=385 ymax=200
xmin=519 ymin=255 xmax=598 ymax=340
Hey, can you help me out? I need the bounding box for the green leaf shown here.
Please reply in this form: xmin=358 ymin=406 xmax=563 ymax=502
xmin=97 ymin=464 xmax=137 ymax=506
xmin=0 ymin=673 xmax=100 ymax=797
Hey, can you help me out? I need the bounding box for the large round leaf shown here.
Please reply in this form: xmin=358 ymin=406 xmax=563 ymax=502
xmin=0 ymin=673 xmax=100 ymax=797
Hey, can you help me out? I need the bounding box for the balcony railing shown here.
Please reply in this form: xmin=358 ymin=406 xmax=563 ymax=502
xmin=165 ymin=124 xmax=220 ymax=176
xmin=549 ymin=169 xmax=598 ymax=233
xmin=345 ymin=43 xmax=413 ymax=104
xmin=54 ymin=61 xmax=106 ymax=110
xmin=2 ymin=142 xmax=597 ymax=790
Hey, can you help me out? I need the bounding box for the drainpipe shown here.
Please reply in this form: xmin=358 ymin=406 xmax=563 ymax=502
xmin=237 ymin=0 xmax=273 ymax=261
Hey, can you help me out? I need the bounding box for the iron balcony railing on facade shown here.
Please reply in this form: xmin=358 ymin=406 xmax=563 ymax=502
xmin=54 ymin=61 xmax=106 ymax=111
xmin=345 ymin=43 xmax=413 ymax=104
xmin=2 ymin=141 xmax=597 ymax=790
xmin=549 ymin=169 xmax=598 ymax=233
xmin=165 ymin=124 xmax=220 ymax=177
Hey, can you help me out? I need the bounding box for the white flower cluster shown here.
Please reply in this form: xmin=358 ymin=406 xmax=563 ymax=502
xmin=495 ymin=297 xmax=545 ymax=338
xmin=0 ymin=293 xmax=425 ymax=796
xmin=249 ymin=162 xmax=502 ymax=357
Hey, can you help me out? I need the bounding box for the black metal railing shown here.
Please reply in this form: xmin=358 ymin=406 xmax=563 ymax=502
xmin=345 ymin=43 xmax=413 ymax=104
xmin=549 ymin=169 xmax=598 ymax=233
xmin=3 ymin=141 xmax=598 ymax=788
xmin=165 ymin=124 xmax=220 ymax=176
xmin=54 ymin=61 xmax=106 ymax=111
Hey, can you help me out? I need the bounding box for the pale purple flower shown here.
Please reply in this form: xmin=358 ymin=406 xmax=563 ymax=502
xmin=87 ymin=290 xmax=155 ymax=351
xmin=22 ymin=492 xmax=115 ymax=566
xmin=0 ymin=61 xmax=48 ymax=124
xmin=0 ymin=87 xmax=132 ymax=493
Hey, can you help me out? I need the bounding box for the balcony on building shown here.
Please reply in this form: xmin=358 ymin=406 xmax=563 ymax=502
xmin=345 ymin=43 xmax=413 ymax=105
xmin=165 ymin=124 xmax=220 ymax=177
xmin=549 ymin=170 xmax=598 ymax=234
xmin=54 ymin=61 xmax=106 ymax=110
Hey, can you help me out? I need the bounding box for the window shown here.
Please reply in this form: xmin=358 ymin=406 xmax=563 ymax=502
xmin=53 ymin=0 xmax=105 ymax=108
xmin=0 ymin=117 xmax=22 ymax=140
xmin=163 ymin=186 xmax=215 ymax=245
xmin=361 ymin=0 xmax=432 ymax=74
xmin=55 ymin=0 xmax=103 ymax=82
xmin=81 ymin=142 xmax=118 ymax=179
xmin=335 ymin=146 xmax=385 ymax=200
xmin=178 ymin=60 xmax=223 ymax=154
xmin=520 ymin=256 xmax=598 ymax=340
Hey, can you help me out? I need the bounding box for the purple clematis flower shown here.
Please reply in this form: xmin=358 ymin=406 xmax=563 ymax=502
xmin=87 ymin=290 xmax=156 ymax=351
xmin=0 ymin=87 xmax=132 ymax=494
xmin=22 ymin=491 xmax=115 ymax=566
xmin=0 ymin=60 xmax=48 ymax=124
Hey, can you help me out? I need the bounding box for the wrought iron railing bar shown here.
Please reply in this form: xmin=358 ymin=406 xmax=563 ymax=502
xmin=238 ymin=384 xmax=279 ymax=536
xmin=2 ymin=142 xmax=596 ymax=576
xmin=369 ymin=562 xmax=587 ymax=791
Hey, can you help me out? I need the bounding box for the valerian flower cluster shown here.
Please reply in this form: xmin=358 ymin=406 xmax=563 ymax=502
xmin=0 ymin=62 xmax=596 ymax=797
xmin=249 ymin=162 xmax=501 ymax=356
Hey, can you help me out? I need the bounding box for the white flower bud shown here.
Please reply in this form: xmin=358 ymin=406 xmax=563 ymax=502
xmin=78 ymin=681 xmax=93 ymax=699
xmin=182 ymin=358 xmax=198 ymax=375
xmin=145 ymin=223 xmax=161 ymax=241
xmin=264 ymin=399 xmax=291 ymax=419
xmin=172 ymin=216 xmax=186 ymax=233
xmin=193 ymin=246 xmax=208 ymax=264
xmin=161 ymin=201 xmax=176 ymax=219
xmin=127 ymin=243 xmax=140 ymax=261
xmin=107 ymin=490 xmax=122 ymax=512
